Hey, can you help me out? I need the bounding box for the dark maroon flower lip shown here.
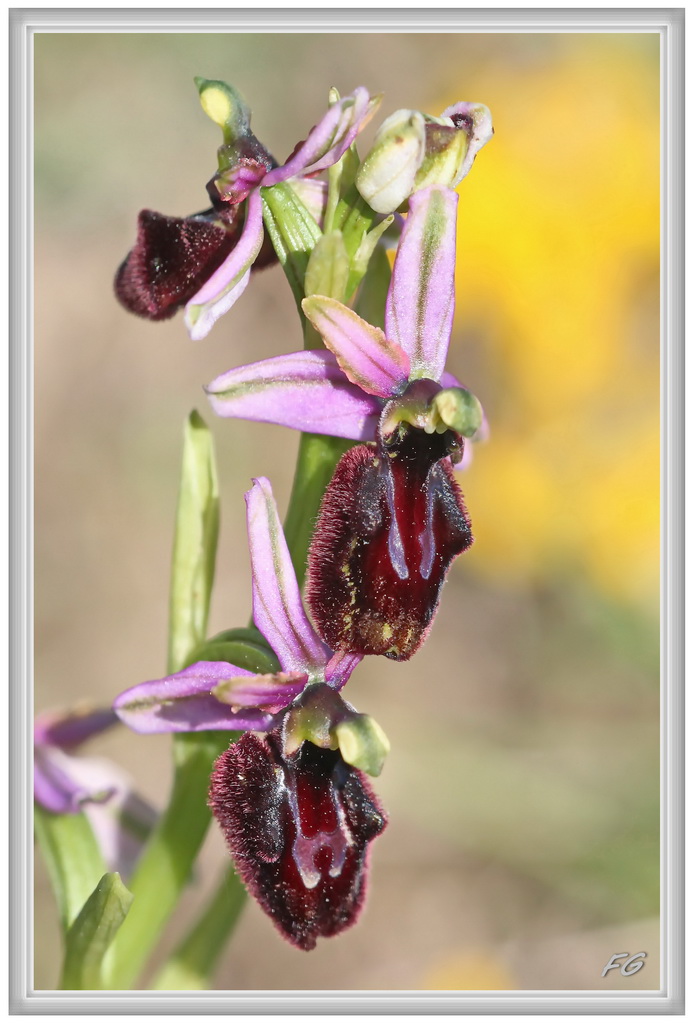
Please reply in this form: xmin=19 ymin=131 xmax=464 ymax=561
xmin=307 ymin=420 xmax=472 ymax=661
xmin=209 ymin=732 xmax=387 ymax=951
xmin=114 ymin=208 xmax=244 ymax=321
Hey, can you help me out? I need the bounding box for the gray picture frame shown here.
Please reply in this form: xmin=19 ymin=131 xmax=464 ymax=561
xmin=10 ymin=7 xmax=684 ymax=1014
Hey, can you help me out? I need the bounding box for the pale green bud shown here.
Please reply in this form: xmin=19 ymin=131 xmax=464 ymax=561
xmin=355 ymin=109 xmax=426 ymax=214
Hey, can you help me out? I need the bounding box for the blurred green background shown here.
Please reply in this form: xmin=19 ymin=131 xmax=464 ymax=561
xmin=34 ymin=32 xmax=660 ymax=991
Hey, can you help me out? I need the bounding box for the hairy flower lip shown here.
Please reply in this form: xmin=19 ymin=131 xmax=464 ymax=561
xmin=208 ymin=731 xmax=387 ymax=951
xmin=306 ymin=416 xmax=472 ymax=661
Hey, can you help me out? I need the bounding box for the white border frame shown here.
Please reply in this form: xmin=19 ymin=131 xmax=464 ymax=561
xmin=9 ymin=8 xmax=684 ymax=1014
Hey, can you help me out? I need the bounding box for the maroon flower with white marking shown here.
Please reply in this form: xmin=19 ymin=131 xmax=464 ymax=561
xmin=206 ymin=185 xmax=485 ymax=659
xmin=114 ymin=477 xmax=388 ymax=948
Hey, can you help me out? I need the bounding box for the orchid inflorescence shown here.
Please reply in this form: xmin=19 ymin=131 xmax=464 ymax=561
xmin=35 ymin=78 xmax=493 ymax=985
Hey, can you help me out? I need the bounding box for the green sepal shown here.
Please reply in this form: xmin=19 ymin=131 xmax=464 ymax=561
xmin=260 ymin=182 xmax=322 ymax=317
xmin=60 ymin=872 xmax=133 ymax=990
xmin=167 ymin=411 xmax=220 ymax=676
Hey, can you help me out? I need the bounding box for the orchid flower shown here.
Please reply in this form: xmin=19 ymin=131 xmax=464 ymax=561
xmin=115 ymin=80 xmax=380 ymax=340
xmin=114 ymin=477 xmax=388 ymax=950
xmin=34 ymin=706 xmax=156 ymax=878
xmin=206 ymin=185 xmax=483 ymax=659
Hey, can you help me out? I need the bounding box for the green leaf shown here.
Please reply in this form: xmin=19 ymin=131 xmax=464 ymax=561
xmin=260 ymin=182 xmax=322 ymax=316
xmin=184 ymin=639 xmax=280 ymax=675
xmin=60 ymin=872 xmax=133 ymax=990
xmin=151 ymin=866 xmax=246 ymax=991
xmin=167 ymin=411 xmax=219 ymax=676
xmin=34 ymin=805 xmax=108 ymax=933
xmin=304 ymin=231 xmax=350 ymax=302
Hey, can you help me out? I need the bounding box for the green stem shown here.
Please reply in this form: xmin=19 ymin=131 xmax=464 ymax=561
xmin=151 ymin=866 xmax=246 ymax=991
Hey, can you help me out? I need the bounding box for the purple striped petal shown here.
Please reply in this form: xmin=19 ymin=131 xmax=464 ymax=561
xmin=206 ymin=350 xmax=382 ymax=440
xmin=184 ymin=190 xmax=264 ymax=340
xmin=302 ymin=296 xmax=410 ymax=399
xmin=113 ymin=661 xmax=276 ymax=734
xmin=385 ymin=185 xmax=458 ymax=381
xmin=246 ymin=478 xmax=331 ymax=674
xmin=263 ymin=88 xmax=379 ymax=185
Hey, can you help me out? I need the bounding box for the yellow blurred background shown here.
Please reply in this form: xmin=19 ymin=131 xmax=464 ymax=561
xmin=34 ymin=32 xmax=660 ymax=991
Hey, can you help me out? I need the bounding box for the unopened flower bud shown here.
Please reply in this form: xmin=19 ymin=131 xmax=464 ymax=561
xmin=355 ymin=109 xmax=426 ymax=214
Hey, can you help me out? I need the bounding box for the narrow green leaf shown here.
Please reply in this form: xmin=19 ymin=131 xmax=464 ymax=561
xmin=167 ymin=411 xmax=219 ymax=676
xmin=34 ymin=805 xmax=108 ymax=933
xmin=60 ymin=873 xmax=133 ymax=990
xmin=151 ymin=866 xmax=246 ymax=991
xmin=332 ymin=183 xmax=378 ymax=260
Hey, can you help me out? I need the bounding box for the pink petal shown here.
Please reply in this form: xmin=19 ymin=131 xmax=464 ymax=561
xmin=206 ymin=350 xmax=382 ymax=440
xmin=302 ymin=296 xmax=410 ymax=398
xmin=385 ymin=185 xmax=458 ymax=381
xmin=113 ymin=661 xmax=277 ymax=734
xmin=263 ymin=88 xmax=379 ymax=185
xmin=184 ymin=190 xmax=264 ymax=340
xmin=246 ymin=478 xmax=331 ymax=674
